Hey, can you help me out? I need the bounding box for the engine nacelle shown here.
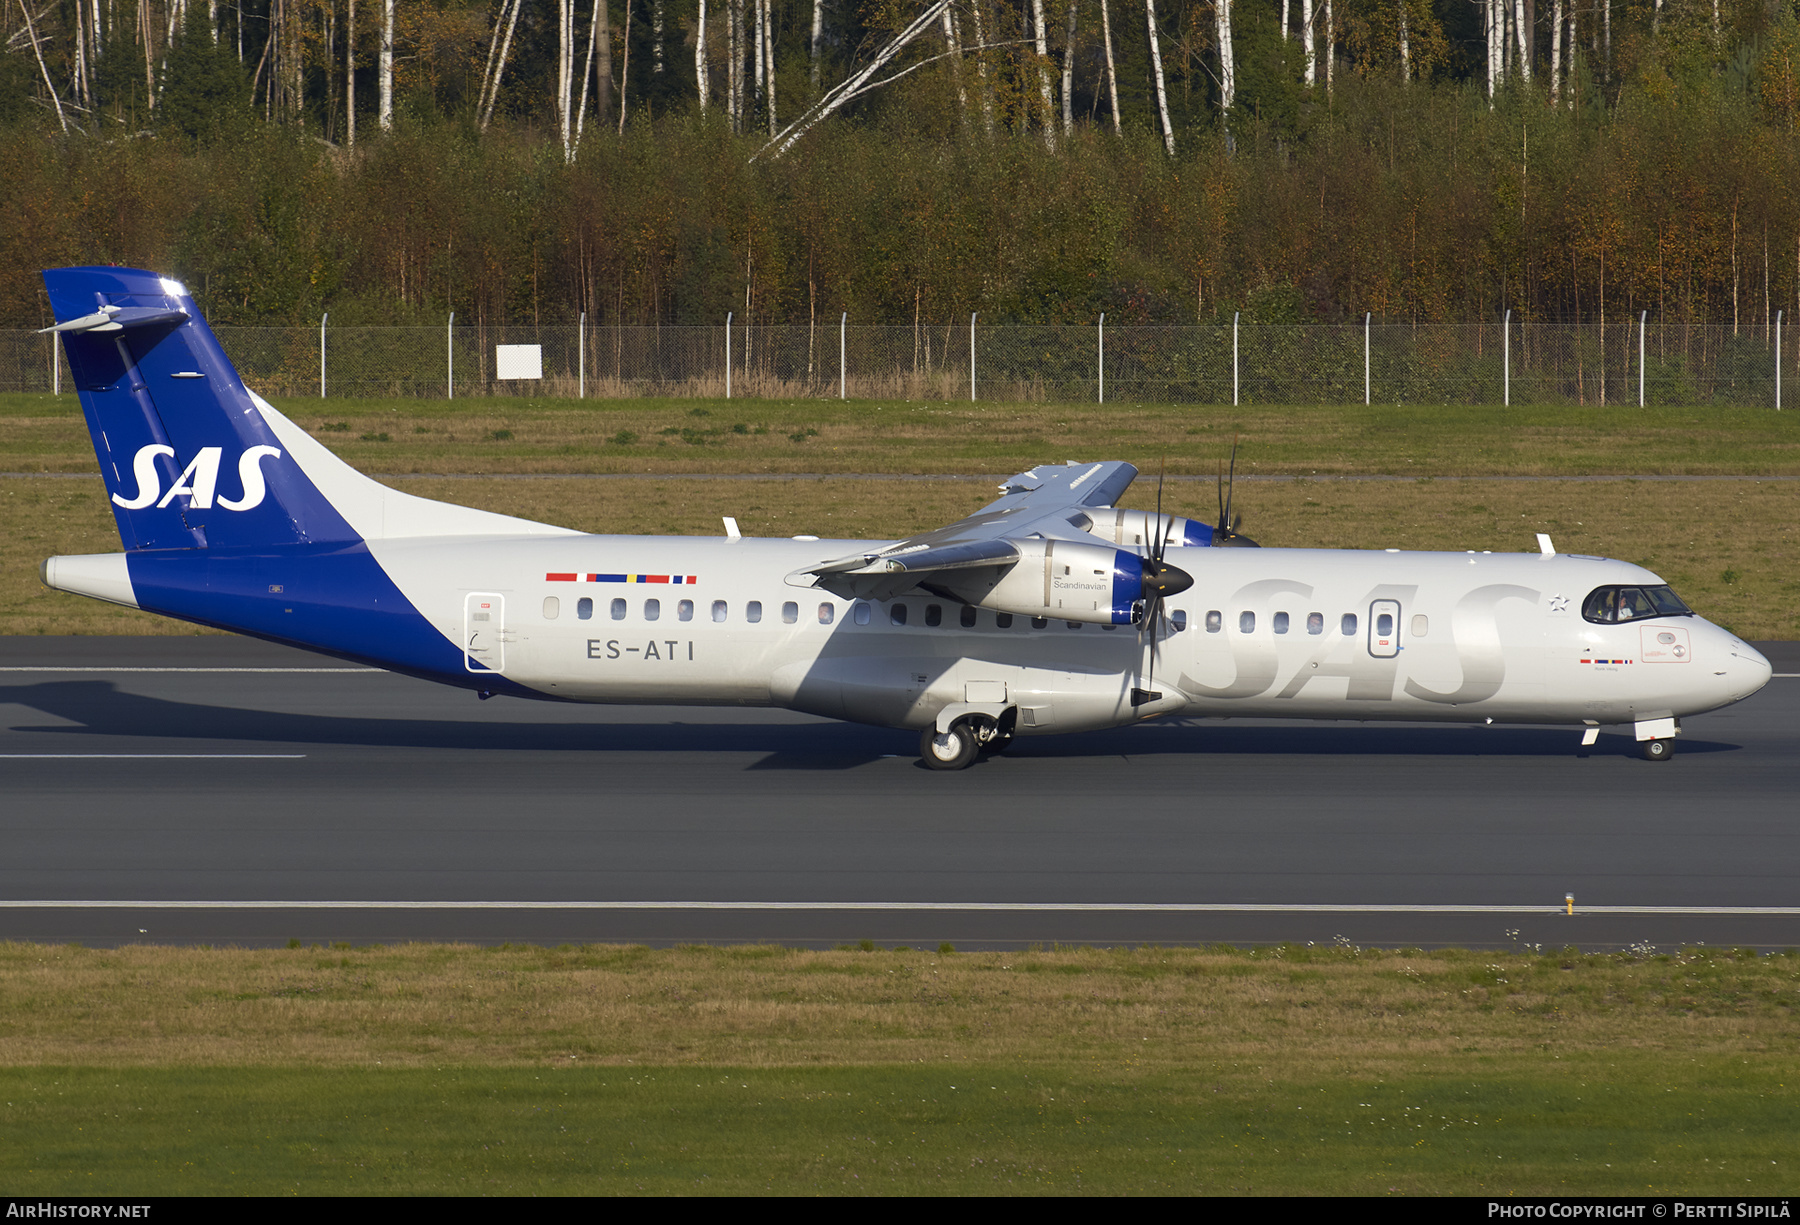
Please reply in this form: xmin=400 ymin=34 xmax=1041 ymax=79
xmin=1077 ymin=509 xmax=1215 ymax=549
xmin=935 ymin=540 xmax=1147 ymax=625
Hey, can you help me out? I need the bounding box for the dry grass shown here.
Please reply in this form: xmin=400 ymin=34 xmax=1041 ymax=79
xmin=7 ymin=393 xmax=1800 ymax=476
xmin=1 ymin=942 xmax=1793 ymax=1070
xmin=9 ymin=474 xmax=1799 ymax=638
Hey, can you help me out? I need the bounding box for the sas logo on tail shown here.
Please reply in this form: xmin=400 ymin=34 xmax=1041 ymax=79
xmin=112 ymin=444 xmax=282 ymax=511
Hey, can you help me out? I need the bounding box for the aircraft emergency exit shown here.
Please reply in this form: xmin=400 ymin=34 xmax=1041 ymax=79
xmin=38 ymin=266 xmax=1772 ymax=768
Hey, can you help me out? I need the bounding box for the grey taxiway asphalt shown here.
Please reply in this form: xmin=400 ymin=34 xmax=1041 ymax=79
xmin=2 ymin=635 xmax=1796 ymax=951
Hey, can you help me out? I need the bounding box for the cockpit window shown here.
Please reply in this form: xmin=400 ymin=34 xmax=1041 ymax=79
xmin=1582 ymin=585 xmax=1692 ymax=624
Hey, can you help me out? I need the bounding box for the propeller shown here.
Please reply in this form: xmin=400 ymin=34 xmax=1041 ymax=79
xmin=1132 ymin=464 xmax=1193 ymax=708
xmin=1211 ymin=438 xmax=1260 ymax=548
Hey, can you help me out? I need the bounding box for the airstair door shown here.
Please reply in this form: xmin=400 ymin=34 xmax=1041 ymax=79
xmin=464 ymin=592 xmax=506 ymax=673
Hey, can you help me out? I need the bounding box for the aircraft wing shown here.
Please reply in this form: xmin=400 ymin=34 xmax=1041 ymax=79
xmin=806 ymin=461 xmax=1138 ymax=600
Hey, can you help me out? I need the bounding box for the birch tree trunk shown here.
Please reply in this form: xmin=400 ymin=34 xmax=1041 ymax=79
xmin=942 ymin=3 xmax=968 ymax=127
xmin=971 ymin=0 xmax=995 ymax=139
xmin=1397 ymin=0 xmax=1408 ymax=82
xmin=1099 ymin=0 xmax=1119 ymax=134
xmin=577 ymin=0 xmax=602 ymax=142
xmin=1302 ymin=0 xmax=1314 ymax=86
xmin=347 ymin=0 xmax=356 ymax=145
xmin=763 ymin=0 xmax=776 ymax=136
xmin=1513 ymin=0 xmax=1530 ymax=81
xmin=811 ymin=0 xmax=823 ymax=91
xmin=653 ymin=0 xmax=664 ymax=75
xmin=1031 ymin=0 xmax=1055 ymax=150
xmin=379 ymin=0 xmax=393 ymax=130
xmin=1550 ymin=0 xmax=1561 ymax=101
xmin=1323 ymin=0 xmax=1332 ymax=93
xmin=696 ymin=0 xmax=709 ymax=109
xmin=1061 ymin=0 xmax=1077 ymax=136
xmin=1215 ymin=0 xmax=1233 ymax=114
xmin=729 ymin=0 xmax=742 ymax=131
xmin=1145 ymin=0 xmax=1172 ymax=155
xmin=596 ymin=0 xmax=612 ymax=125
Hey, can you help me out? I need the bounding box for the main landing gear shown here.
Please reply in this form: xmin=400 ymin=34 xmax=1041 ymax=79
xmin=919 ymin=712 xmax=1014 ymax=771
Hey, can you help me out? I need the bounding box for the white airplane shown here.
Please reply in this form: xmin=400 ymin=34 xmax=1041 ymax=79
xmin=38 ymin=266 xmax=1773 ymax=768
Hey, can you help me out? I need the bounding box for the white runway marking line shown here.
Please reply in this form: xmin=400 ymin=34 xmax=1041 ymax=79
xmin=3 ymin=901 xmax=1798 ymax=915
xmin=0 ymin=667 xmax=377 ymax=673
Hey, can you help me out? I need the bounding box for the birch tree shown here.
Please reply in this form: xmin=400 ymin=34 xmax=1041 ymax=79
xmin=1060 ymin=0 xmax=1077 ymax=136
xmin=1031 ymin=0 xmax=1054 ymax=150
xmin=1099 ymin=0 xmax=1119 ymax=134
xmin=1146 ymin=0 xmax=1172 ymax=154
xmin=1215 ymin=0 xmax=1234 ymax=115
xmin=379 ymin=0 xmax=393 ymax=130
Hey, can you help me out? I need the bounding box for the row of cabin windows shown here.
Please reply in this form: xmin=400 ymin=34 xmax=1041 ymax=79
xmin=1202 ymin=610 xmax=1430 ymax=638
xmin=539 ymin=595 xmax=1195 ymax=632
xmin=542 ymin=597 xmax=833 ymax=624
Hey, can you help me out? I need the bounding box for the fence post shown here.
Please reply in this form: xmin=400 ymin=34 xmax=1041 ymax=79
xmin=1364 ymin=312 xmax=1371 ymax=406
xmin=725 ymin=312 xmax=733 ymax=400
xmin=319 ymin=313 xmax=327 ymax=399
xmin=1098 ymin=313 xmax=1105 ymax=404
xmin=447 ymin=313 xmax=455 ymax=399
xmin=50 ymin=333 xmax=59 ymax=395
xmin=1778 ymin=310 xmax=1784 ymax=411
xmin=1639 ymin=311 xmax=1647 ymax=407
xmin=1232 ymin=312 xmax=1239 ymax=407
xmin=578 ymin=311 xmax=586 ymax=399
xmin=970 ymin=312 xmax=977 ymax=402
xmin=1502 ymin=309 xmax=1511 ymax=407
xmin=840 ymin=312 xmax=847 ymax=400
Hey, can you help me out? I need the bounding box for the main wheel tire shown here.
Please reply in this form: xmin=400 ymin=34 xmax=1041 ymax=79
xmin=1640 ymin=738 xmax=1674 ymax=762
xmin=920 ymin=722 xmax=980 ymax=771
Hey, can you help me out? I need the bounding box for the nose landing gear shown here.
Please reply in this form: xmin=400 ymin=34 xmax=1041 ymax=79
xmin=1640 ymin=738 xmax=1674 ymax=762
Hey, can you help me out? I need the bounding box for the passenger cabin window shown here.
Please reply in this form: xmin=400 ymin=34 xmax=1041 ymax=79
xmin=1066 ymin=621 xmax=1082 ymax=630
xmin=1171 ymin=610 xmax=1188 ymax=632
xmin=818 ymin=603 xmax=835 ymax=625
xmin=746 ymin=601 xmax=763 ymax=623
xmin=645 ymin=599 xmax=660 ymax=621
xmin=711 ymin=600 xmax=728 ymax=623
xmin=782 ymin=601 xmax=798 ymax=624
xmin=925 ymin=604 xmax=943 ymax=627
xmin=610 ymin=598 xmax=627 ymax=620
xmin=1238 ymin=611 xmax=1256 ymax=634
xmin=1341 ymin=613 xmax=1358 ymax=636
xmin=1030 ymin=616 xmax=1048 ymax=629
xmin=543 ymin=596 xmax=560 ymax=620
xmin=1205 ymin=610 xmax=1222 ymax=633
xmin=577 ymin=597 xmax=593 ymax=620
xmin=853 ymin=602 xmax=871 ymax=625
xmin=678 ymin=599 xmax=694 ymax=622
xmin=996 ymin=613 xmax=1014 ymax=628
xmin=1582 ymin=585 xmax=1692 ymax=624
xmin=1273 ymin=611 xmax=1290 ymax=635
xmin=960 ymin=606 xmax=977 ymax=628
xmin=891 ymin=604 xmax=908 ymax=626
xmin=1307 ymin=612 xmax=1324 ymax=635
xmin=1411 ymin=614 xmax=1429 ymax=637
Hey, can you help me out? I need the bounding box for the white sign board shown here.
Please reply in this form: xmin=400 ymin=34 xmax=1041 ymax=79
xmin=495 ymin=344 xmax=543 ymax=380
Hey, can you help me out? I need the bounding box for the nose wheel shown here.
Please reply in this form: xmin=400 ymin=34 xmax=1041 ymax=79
xmin=1640 ymin=738 xmax=1674 ymax=762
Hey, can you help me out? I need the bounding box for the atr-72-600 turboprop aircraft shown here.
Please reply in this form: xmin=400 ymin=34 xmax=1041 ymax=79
xmin=38 ymin=266 xmax=1773 ymax=767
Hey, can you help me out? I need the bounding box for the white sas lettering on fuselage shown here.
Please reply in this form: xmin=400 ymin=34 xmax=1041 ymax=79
xmin=111 ymin=443 xmax=281 ymax=511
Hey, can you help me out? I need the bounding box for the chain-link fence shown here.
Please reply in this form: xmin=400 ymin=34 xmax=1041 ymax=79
xmin=2 ymin=318 xmax=1791 ymax=406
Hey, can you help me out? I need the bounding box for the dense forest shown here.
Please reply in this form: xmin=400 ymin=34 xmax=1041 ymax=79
xmin=2 ymin=0 xmax=1798 ymax=329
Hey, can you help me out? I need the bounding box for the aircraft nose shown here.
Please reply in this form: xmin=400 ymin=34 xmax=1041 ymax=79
xmin=1722 ymin=638 xmax=1773 ymax=700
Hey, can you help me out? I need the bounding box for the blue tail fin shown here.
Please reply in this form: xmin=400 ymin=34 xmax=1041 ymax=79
xmin=43 ymin=266 xmax=359 ymax=551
